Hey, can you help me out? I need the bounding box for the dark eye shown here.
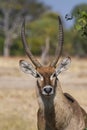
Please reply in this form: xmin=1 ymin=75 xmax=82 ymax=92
xmin=53 ymin=73 xmax=56 ymax=77
xmin=36 ymin=73 xmax=41 ymax=78
xmin=36 ymin=73 xmax=44 ymax=81
xmin=50 ymin=72 xmax=56 ymax=80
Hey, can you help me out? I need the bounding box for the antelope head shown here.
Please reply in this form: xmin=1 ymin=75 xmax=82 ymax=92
xmin=19 ymin=16 xmax=71 ymax=97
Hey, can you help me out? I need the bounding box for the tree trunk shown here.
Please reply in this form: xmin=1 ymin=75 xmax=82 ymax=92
xmin=3 ymin=45 xmax=10 ymax=57
xmin=3 ymin=37 xmax=11 ymax=57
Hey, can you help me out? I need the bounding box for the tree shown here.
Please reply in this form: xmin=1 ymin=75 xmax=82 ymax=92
xmin=71 ymin=4 xmax=87 ymax=56
xmin=72 ymin=4 xmax=87 ymax=37
xmin=0 ymin=0 xmax=49 ymax=56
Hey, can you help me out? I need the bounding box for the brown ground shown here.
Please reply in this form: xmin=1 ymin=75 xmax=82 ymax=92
xmin=0 ymin=57 xmax=87 ymax=130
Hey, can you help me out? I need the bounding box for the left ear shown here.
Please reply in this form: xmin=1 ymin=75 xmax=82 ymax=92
xmin=19 ymin=60 xmax=43 ymax=79
xmin=55 ymin=57 xmax=71 ymax=76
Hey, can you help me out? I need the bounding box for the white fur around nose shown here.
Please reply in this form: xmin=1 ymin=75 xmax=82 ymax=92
xmin=42 ymin=85 xmax=54 ymax=95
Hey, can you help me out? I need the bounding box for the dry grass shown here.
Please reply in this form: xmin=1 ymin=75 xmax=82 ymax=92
xmin=0 ymin=88 xmax=38 ymax=130
xmin=0 ymin=57 xmax=87 ymax=130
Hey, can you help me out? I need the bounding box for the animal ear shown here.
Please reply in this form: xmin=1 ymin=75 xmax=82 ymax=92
xmin=19 ymin=60 xmax=42 ymax=78
xmin=55 ymin=57 xmax=71 ymax=76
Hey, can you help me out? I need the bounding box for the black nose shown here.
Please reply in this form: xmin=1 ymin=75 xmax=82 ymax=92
xmin=44 ymin=87 xmax=52 ymax=94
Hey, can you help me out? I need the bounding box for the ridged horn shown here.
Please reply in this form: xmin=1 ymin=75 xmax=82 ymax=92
xmin=50 ymin=16 xmax=64 ymax=67
xmin=21 ymin=19 xmax=42 ymax=68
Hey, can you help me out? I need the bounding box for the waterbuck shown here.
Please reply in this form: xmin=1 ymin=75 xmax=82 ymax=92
xmin=19 ymin=16 xmax=87 ymax=130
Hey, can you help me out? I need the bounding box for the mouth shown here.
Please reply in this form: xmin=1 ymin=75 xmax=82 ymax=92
xmin=42 ymin=93 xmax=53 ymax=96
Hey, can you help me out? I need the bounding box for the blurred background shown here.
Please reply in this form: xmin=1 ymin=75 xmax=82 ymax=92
xmin=0 ymin=0 xmax=87 ymax=130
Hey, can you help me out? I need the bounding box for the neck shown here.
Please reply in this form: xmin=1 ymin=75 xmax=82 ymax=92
xmin=36 ymin=80 xmax=73 ymax=129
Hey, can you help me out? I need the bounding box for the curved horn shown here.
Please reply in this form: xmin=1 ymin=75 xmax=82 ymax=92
xmin=50 ymin=16 xmax=64 ymax=67
xmin=21 ymin=19 xmax=42 ymax=68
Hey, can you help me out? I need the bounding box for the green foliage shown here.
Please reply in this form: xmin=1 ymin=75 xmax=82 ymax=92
xmin=75 ymin=11 xmax=87 ymax=37
xmin=0 ymin=36 xmax=4 ymax=55
xmin=29 ymin=12 xmax=58 ymax=36
xmin=70 ymin=3 xmax=87 ymax=57
xmin=72 ymin=4 xmax=87 ymax=37
xmin=64 ymin=30 xmax=74 ymax=55
xmin=25 ymin=12 xmax=59 ymax=55
xmin=41 ymin=12 xmax=58 ymax=20
xmin=10 ymin=38 xmax=24 ymax=56
xmin=28 ymin=37 xmax=43 ymax=55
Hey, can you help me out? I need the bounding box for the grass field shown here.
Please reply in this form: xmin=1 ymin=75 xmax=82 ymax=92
xmin=0 ymin=57 xmax=87 ymax=130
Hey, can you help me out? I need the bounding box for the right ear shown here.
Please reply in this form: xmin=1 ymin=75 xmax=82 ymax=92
xmin=19 ymin=60 xmax=43 ymax=79
xmin=55 ymin=57 xmax=71 ymax=76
